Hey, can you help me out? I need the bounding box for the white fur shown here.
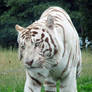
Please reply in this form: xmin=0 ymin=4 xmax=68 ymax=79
xmin=17 ymin=6 xmax=82 ymax=92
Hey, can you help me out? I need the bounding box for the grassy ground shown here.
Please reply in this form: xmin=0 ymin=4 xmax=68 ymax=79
xmin=77 ymin=49 xmax=92 ymax=92
xmin=0 ymin=48 xmax=92 ymax=92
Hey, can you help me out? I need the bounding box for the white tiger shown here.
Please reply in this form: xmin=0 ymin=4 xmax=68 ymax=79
xmin=15 ymin=6 xmax=82 ymax=92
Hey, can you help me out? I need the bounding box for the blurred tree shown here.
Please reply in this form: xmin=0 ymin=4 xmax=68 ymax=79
xmin=78 ymin=0 xmax=92 ymax=41
xmin=0 ymin=0 xmax=91 ymax=48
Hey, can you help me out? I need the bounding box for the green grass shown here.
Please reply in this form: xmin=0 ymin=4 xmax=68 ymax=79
xmin=77 ymin=49 xmax=92 ymax=92
xmin=0 ymin=48 xmax=92 ymax=92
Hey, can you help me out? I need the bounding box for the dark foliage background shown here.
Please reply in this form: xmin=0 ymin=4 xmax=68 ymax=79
xmin=0 ymin=0 xmax=92 ymax=48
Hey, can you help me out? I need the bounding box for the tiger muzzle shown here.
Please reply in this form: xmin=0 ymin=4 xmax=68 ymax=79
xmin=26 ymin=60 xmax=34 ymax=66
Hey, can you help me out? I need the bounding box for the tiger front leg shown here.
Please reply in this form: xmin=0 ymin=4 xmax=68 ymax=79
xmin=43 ymin=78 xmax=57 ymax=92
xmin=24 ymin=81 xmax=41 ymax=92
xmin=59 ymin=67 xmax=77 ymax=92
xmin=24 ymin=80 xmax=34 ymax=92
xmin=44 ymin=84 xmax=56 ymax=92
xmin=24 ymin=71 xmax=41 ymax=92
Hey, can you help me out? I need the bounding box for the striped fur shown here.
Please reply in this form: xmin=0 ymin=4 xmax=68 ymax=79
xmin=15 ymin=6 xmax=82 ymax=92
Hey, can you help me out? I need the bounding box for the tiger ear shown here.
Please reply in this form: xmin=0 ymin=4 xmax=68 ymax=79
xmin=15 ymin=24 xmax=24 ymax=32
xmin=46 ymin=15 xmax=54 ymax=29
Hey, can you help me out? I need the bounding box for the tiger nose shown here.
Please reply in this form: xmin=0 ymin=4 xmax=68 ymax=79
xmin=26 ymin=60 xmax=34 ymax=66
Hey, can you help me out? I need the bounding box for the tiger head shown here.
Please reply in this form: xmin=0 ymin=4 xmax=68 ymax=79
xmin=15 ymin=15 xmax=57 ymax=68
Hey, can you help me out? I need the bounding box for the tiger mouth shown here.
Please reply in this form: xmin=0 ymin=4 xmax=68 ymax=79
xmin=30 ymin=66 xmax=42 ymax=69
xmin=24 ymin=61 xmax=43 ymax=69
xmin=24 ymin=64 xmax=42 ymax=69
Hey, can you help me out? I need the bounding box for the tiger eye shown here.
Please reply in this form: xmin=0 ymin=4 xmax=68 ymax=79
xmin=21 ymin=45 xmax=25 ymax=49
xmin=42 ymin=29 xmax=45 ymax=32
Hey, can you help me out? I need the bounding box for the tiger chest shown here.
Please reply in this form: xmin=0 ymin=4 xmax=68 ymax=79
xmin=49 ymin=64 xmax=62 ymax=80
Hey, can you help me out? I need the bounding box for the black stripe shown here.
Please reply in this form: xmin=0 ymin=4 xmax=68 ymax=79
xmin=55 ymin=23 xmax=66 ymax=57
xmin=29 ymin=87 xmax=33 ymax=92
xmin=52 ymin=61 xmax=58 ymax=67
xmin=45 ymin=81 xmax=56 ymax=87
xmin=28 ymin=72 xmax=42 ymax=86
xmin=46 ymin=31 xmax=57 ymax=56
xmin=41 ymin=33 xmax=45 ymax=39
xmin=31 ymin=31 xmax=38 ymax=34
xmin=45 ymin=91 xmax=55 ymax=92
xmin=61 ymin=49 xmax=72 ymax=77
xmin=37 ymin=72 xmax=45 ymax=77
